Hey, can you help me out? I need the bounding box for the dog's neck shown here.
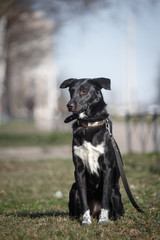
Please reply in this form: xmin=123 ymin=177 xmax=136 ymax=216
xmin=78 ymin=99 xmax=109 ymax=122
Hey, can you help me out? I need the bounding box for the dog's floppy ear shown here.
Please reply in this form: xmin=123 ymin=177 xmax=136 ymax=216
xmin=60 ymin=78 xmax=75 ymax=88
xmin=93 ymin=78 xmax=111 ymax=90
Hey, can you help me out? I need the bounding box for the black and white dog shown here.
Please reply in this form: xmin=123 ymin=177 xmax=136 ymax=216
xmin=60 ymin=77 xmax=124 ymax=225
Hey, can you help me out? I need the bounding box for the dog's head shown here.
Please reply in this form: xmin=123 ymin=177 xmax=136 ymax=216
xmin=60 ymin=78 xmax=111 ymax=114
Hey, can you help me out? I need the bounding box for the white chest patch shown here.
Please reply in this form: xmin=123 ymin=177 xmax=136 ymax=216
xmin=74 ymin=141 xmax=104 ymax=175
xmin=79 ymin=112 xmax=87 ymax=119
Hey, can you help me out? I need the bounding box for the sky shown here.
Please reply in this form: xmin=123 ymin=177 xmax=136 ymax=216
xmin=55 ymin=2 xmax=160 ymax=112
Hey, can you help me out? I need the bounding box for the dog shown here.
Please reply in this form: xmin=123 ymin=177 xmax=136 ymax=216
xmin=60 ymin=77 xmax=124 ymax=225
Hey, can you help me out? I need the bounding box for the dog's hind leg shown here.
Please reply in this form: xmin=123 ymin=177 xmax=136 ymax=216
xmin=68 ymin=182 xmax=81 ymax=218
xmin=111 ymin=187 xmax=124 ymax=220
xmin=89 ymin=200 xmax=101 ymax=219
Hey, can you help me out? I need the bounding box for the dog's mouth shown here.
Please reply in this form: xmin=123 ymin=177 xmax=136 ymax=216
xmin=70 ymin=108 xmax=87 ymax=114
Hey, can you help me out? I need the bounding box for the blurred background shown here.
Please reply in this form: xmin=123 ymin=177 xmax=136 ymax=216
xmin=0 ymin=0 xmax=160 ymax=154
xmin=1 ymin=2 xmax=160 ymax=237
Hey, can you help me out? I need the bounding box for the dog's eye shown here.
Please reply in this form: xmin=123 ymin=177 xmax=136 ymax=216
xmin=80 ymin=89 xmax=87 ymax=95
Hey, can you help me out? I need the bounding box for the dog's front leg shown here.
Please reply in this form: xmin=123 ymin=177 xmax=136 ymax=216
xmin=74 ymin=156 xmax=92 ymax=225
xmin=99 ymin=165 xmax=112 ymax=224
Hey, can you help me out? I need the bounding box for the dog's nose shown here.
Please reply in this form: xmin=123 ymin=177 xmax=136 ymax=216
xmin=67 ymin=102 xmax=75 ymax=111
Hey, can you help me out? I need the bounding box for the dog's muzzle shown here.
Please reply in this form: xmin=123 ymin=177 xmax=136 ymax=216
xmin=67 ymin=101 xmax=86 ymax=114
xmin=67 ymin=102 xmax=75 ymax=112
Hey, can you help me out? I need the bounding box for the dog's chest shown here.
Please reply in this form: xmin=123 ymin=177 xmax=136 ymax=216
xmin=74 ymin=141 xmax=104 ymax=175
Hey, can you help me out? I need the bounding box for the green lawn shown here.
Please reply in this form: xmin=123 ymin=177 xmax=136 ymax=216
xmin=0 ymin=153 xmax=160 ymax=240
xmin=0 ymin=120 xmax=72 ymax=147
xmin=0 ymin=131 xmax=72 ymax=147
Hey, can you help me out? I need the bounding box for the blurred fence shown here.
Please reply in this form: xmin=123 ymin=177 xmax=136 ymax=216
xmin=125 ymin=112 xmax=160 ymax=153
xmin=55 ymin=111 xmax=160 ymax=154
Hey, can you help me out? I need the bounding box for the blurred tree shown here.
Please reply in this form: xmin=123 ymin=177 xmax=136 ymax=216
xmin=0 ymin=0 xmax=159 ymax=128
xmin=1 ymin=0 xmax=159 ymax=22
xmin=0 ymin=0 xmax=18 ymax=19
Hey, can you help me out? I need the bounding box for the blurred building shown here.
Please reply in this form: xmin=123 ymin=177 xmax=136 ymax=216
xmin=0 ymin=5 xmax=58 ymax=130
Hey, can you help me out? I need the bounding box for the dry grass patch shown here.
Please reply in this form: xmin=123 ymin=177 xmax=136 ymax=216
xmin=0 ymin=153 xmax=160 ymax=239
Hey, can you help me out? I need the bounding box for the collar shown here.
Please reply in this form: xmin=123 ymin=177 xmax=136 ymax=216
xmin=77 ymin=119 xmax=107 ymax=128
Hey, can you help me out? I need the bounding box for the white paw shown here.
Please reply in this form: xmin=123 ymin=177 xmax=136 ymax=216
xmin=98 ymin=209 xmax=109 ymax=224
xmin=82 ymin=210 xmax=92 ymax=225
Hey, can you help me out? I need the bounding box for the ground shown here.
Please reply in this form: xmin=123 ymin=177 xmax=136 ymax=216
xmin=0 ymin=153 xmax=160 ymax=240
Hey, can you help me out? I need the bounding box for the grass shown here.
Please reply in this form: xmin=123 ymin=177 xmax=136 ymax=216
xmin=0 ymin=132 xmax=72 ymax=147
xmin=0 ymin=153 xmax=160 ymax=239
xmin=0 ymin=120 xmax=72 ymax=147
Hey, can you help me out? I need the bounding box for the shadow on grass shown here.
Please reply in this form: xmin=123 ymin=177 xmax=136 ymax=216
xmin=2 ymin=211 xmax=69 ymax=219
xmin=1 ymin=211 xmax=82 ymax=224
